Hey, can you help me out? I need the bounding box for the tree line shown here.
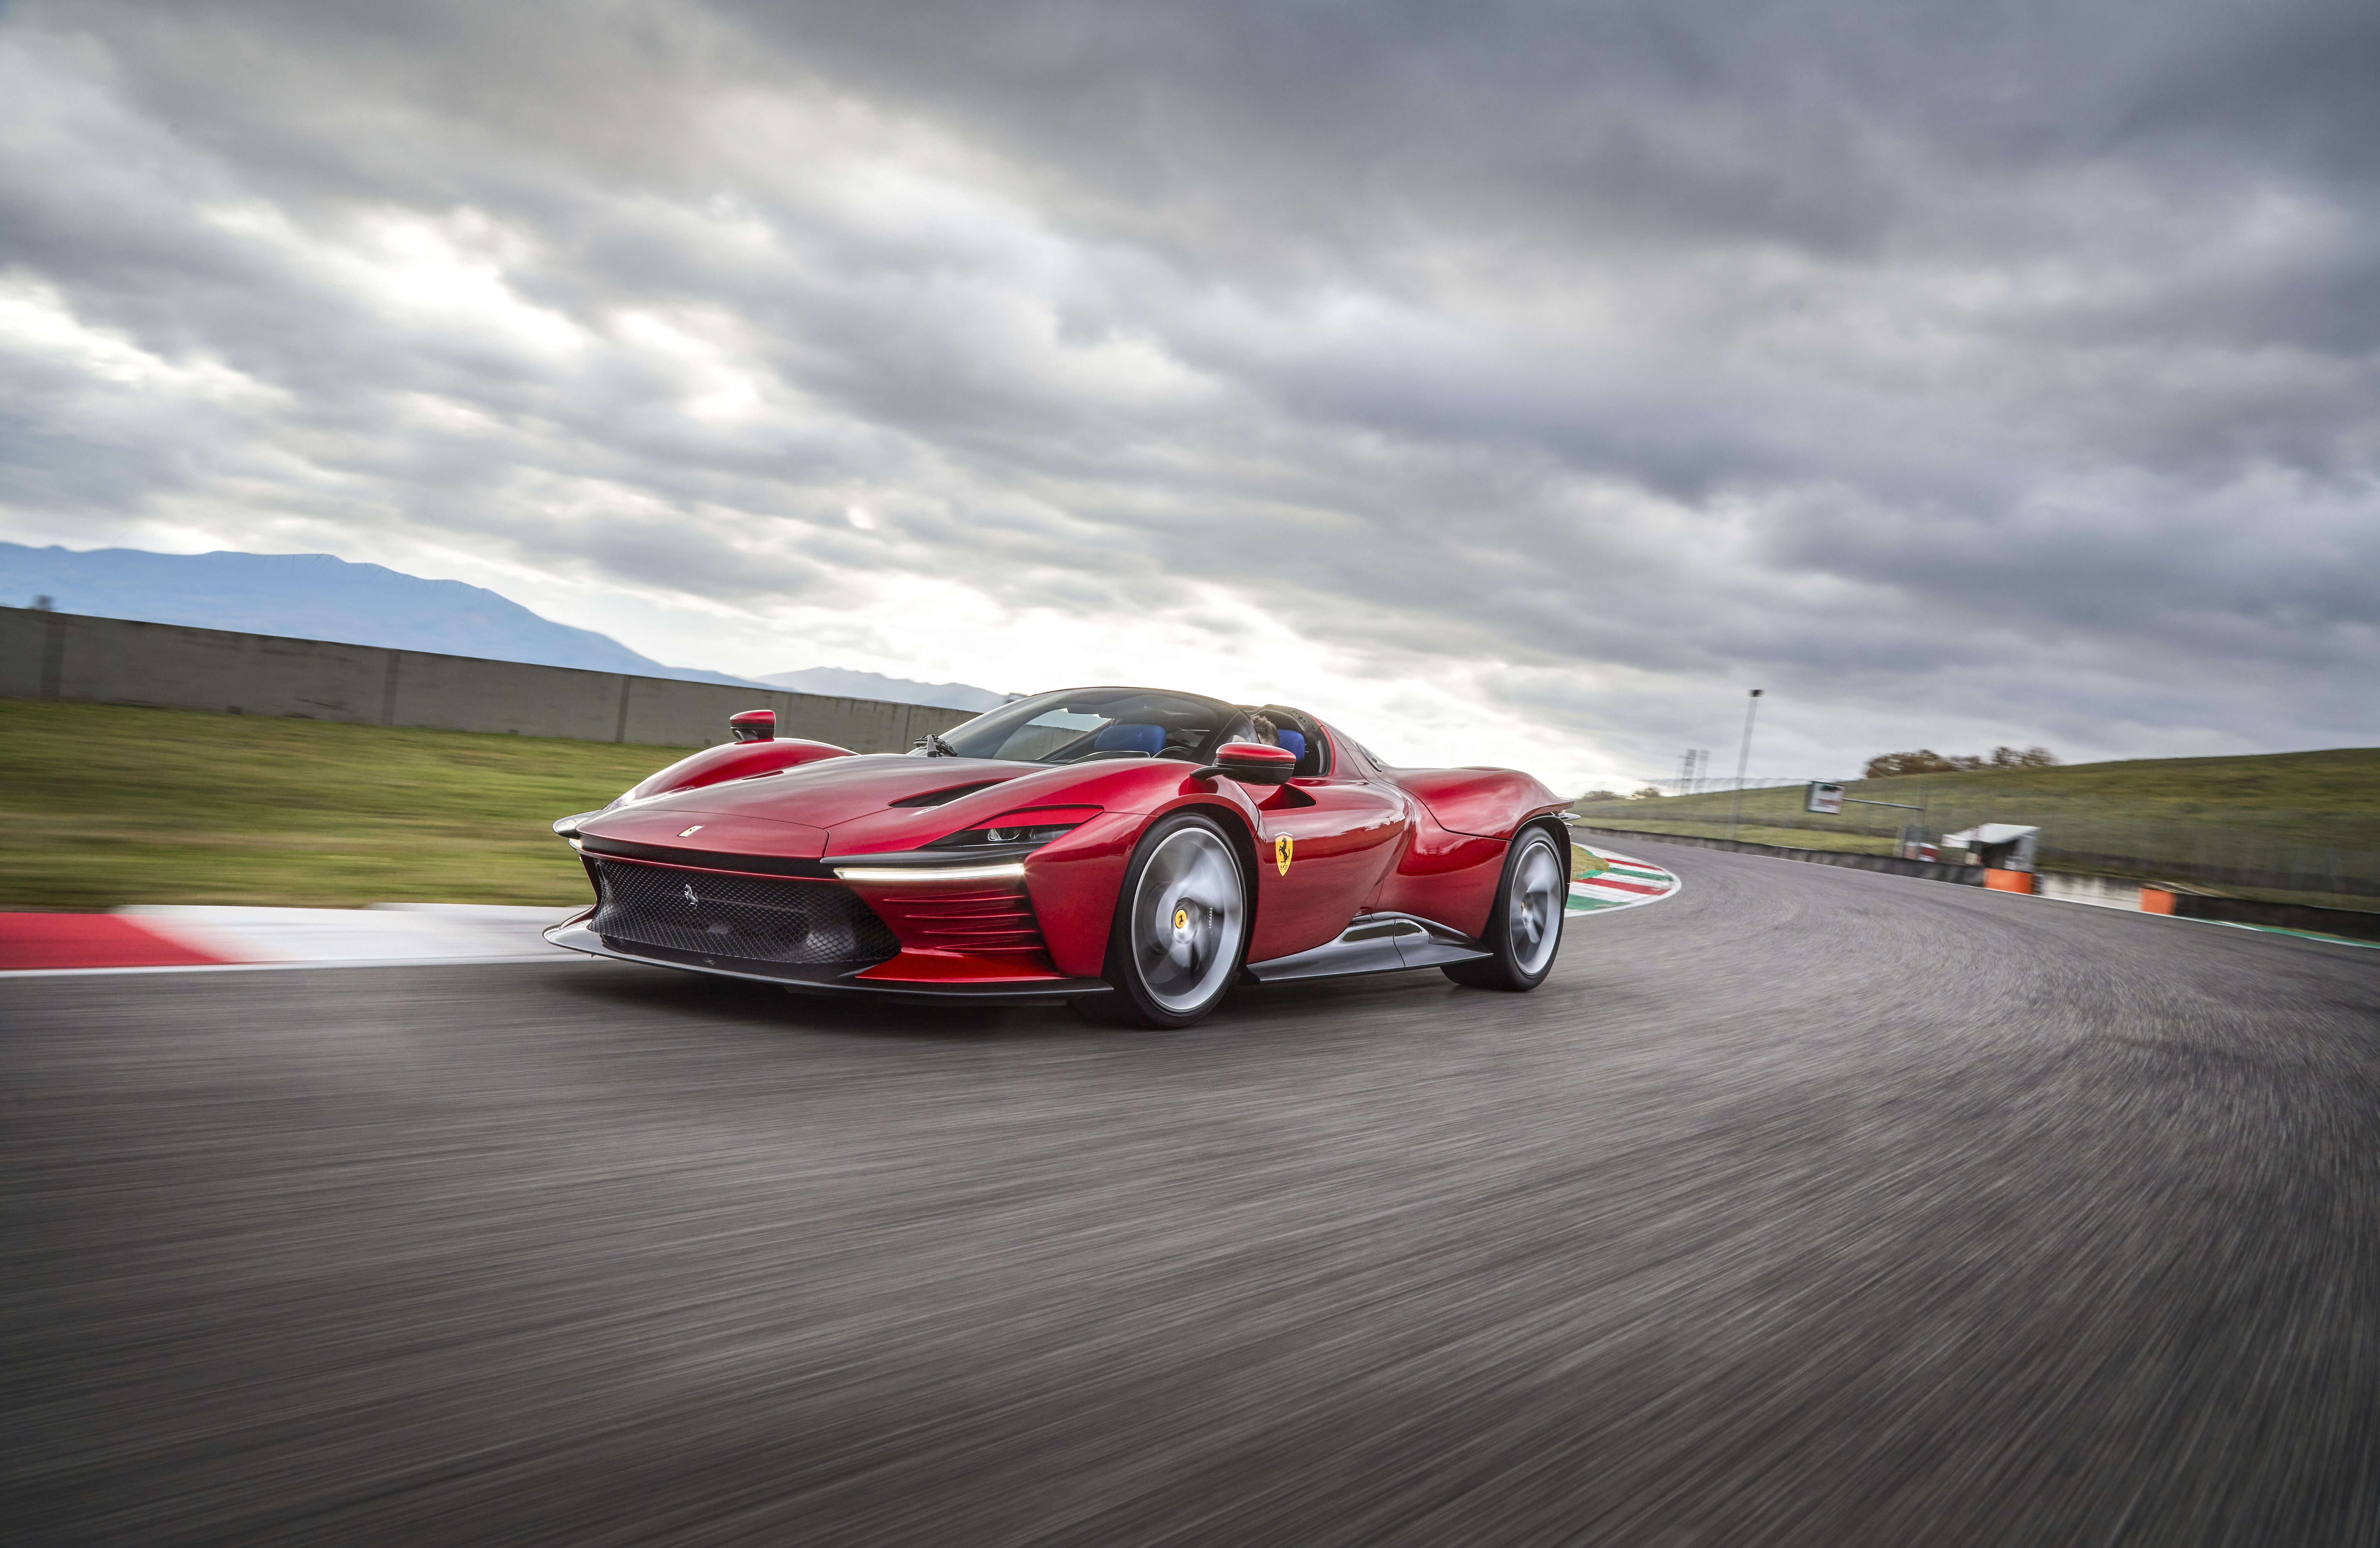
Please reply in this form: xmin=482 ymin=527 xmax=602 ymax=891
xmin=1863 ymin=747 xmax=2059 ymax=778
xmin=1574 ymin=744 xmax=2063 ymax=804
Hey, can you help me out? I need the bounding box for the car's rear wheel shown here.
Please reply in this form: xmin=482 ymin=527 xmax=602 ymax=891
xmin=1076 ymin=812 xmax=1249 ymax=1028
xmin=1443 ymin=824 xmax=1566 ymax=992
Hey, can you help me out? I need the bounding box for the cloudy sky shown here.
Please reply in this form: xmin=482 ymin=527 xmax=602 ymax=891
xmin=2 ymin=0 xmax=2375 ymax=789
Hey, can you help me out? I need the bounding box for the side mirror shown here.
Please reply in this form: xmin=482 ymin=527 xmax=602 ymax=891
xmin=728 ymin=709 xmax=776 ymax=743
xmin=1194 ymin=741 xmax=1298 ymax=785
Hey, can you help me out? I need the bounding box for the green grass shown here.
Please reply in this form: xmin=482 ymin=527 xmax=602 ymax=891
xmin=9 ymin=697 xmax=2372 ymax=913
xmin=1573 ymin=746 xmax=2380 ymax=912
xmin=1570 ymin=818 xmax=1906 ymax=856
xmin=0 ymin=698 xmax=696 ymax=910
xmin=1591 ymin=746 xmax=2380 ymax=818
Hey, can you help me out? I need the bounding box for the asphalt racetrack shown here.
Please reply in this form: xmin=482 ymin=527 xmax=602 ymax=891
xmin=7 ymin=844 xmax=2378 ymax=1546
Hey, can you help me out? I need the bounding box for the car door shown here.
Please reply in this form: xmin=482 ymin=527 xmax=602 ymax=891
xmin=1244 ymin=718 xmax=1411 ymax=963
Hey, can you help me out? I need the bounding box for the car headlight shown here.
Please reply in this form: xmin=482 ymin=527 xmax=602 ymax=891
xmin=924 ymin=821 xmax=1083 ymax=852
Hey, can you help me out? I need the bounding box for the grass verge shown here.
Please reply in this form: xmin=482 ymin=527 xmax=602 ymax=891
xmin=0 ymin=698 xmax=695 ymax=910
xmin=1574 ymin=746 xmax=2380 ymax=913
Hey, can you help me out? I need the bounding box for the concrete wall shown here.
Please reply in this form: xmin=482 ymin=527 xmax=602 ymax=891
xmin=0 ymin=606 xmax=975 ymax=754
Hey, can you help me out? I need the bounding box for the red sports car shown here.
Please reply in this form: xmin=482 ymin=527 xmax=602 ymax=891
xmin=546 ymin=687 xmax=1572 ymax=1027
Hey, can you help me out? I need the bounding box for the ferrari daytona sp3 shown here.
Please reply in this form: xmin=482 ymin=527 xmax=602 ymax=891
xmin=546 ymin=687 xmax=1572 ymax=1027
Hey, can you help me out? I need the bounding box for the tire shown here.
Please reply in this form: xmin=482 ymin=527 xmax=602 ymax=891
xmin=1443 ymin=824 xmax=1567 ymax=992
xmin=1076 ymin=812 xmax=1250 ymax=1029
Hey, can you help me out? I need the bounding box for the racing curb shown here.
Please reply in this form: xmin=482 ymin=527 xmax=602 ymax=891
xmin=1568 ymin=843 xmax=1681 ymax=914
xmin=4 ymin=844 xmax=1683 ymax=974
xmin=0 ymin=904 xmax=576 ymax=975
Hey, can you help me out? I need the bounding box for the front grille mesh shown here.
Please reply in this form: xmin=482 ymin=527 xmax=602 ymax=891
xmin=591 ymin=859 xmax=899 ymax=966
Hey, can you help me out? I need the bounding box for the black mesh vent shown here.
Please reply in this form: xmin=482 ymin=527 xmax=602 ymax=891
xmin=888 ymin=780 xmax=1010 ymax=808
xmin=591 ymin=860 xmax=899 ymax=967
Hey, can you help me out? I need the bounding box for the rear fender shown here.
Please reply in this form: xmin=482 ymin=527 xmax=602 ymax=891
xmin=1388 ymin=767 xmax=1566 ymax=839
xmin=1524 ymin=813 xmax=1574 ymax=877
xmin=1366 ymin=801 xmax=1506 ymax=936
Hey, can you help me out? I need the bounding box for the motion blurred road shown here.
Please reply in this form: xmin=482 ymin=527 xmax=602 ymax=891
xmin=7 ymin=844 xmax=2377 ymax=1546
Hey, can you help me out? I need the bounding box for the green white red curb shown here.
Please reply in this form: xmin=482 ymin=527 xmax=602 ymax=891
xmin=1568 ymin=844 xmax=1682 ymax=913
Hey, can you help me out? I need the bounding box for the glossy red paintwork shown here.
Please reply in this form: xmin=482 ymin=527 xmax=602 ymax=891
xmin=1022 ymin=811 xmax=1144 ymax=977
xmin=623 ymin=737 xmax=855 ymax=803
xmin=559 ymin=695 xmax=1571 ymax=997
xmin=1384 ymin=766 xmax=1566 ymax=838
xmin=1210 ymin=741 xmax=1297 ymax=780
xmin=819 ymin=759 xmax=1210 ymax=855
xmin=852 ymin=947 xmax=1066 ymax=984
xmin=585 ymin=803 xmax=829 ymax=860
xmin=1367 ymin=819 xmax=1509 ymax=937
xmin=1245 ymin=774 xmax=1406 ymax=960
xmin=851 ymin=877 xmax=1043 ymax=954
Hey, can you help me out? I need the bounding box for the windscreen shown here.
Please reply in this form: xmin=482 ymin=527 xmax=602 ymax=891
xmin=932 ymin=688 xmax=1252 ymax=765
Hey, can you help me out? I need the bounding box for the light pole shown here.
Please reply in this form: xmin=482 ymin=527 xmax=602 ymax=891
xmin=1728 ymin=689 xmax=1764 ymax=841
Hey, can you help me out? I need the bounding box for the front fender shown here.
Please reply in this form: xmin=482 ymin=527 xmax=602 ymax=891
xmin=1023 ymin=811 xmax=1146 ymax=978
xmin=1022 ymin=783 xmax=1269 ymax=979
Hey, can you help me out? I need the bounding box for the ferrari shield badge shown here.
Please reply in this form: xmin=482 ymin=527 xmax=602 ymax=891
xmin=1275 ymin=834 xmax=1294 ymax=875
xmin=680 ymin=825 xmax=705 ymax=837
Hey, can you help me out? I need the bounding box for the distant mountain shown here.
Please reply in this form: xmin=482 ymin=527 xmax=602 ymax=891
xmin=759 ymin=666 xmax=1010 ymax=713
xmin=0 ymin=543 xmax=769 ymax=688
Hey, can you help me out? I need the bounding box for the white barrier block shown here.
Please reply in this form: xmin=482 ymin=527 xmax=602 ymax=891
xmin=2033 ymin=874 xmax=2144 ymax=911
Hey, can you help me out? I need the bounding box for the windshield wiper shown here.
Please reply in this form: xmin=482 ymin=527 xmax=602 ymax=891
xmin=911 ymin=732 xmax=958 ymax=758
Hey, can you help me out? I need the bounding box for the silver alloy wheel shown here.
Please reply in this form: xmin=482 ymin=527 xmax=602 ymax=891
xmin=1506 ymin=833 xmax=1565 ymax=977
xmin=1129 ymin=825 xmax=1245 ymax=1013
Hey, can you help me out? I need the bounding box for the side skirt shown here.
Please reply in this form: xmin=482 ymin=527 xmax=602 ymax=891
xmin=1243 ymin=913 xmax=1490 ymax=984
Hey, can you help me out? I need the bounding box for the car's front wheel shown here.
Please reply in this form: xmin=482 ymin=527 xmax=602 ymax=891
xmin=1443 ymin=824 xmax=1566 ymax=992
xmin=1078 ymin=812 xmax=1249 ymax=1028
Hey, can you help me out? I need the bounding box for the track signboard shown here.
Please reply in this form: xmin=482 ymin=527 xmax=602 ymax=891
xmin=1806 ymin=781 xmax=1846 ymax=815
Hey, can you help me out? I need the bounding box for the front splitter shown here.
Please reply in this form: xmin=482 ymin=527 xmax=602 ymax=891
xmin=542 ymin=918 xmax=1114 ymax=1002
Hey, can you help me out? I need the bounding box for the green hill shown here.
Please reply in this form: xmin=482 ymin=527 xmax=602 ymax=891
xmin=1573 ymin=746 xmax=2380 ymax=911
xmin=1844 ymin=746 xmax=2380 ymax=809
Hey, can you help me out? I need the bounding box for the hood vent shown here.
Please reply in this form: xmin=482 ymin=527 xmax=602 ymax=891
xmin=888 ymin=780 xmax=1011 ymax=809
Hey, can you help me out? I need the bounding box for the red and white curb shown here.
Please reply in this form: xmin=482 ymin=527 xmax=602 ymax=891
xmin=0 ymin=904 xmax=577 ymax=976
xmin=1568 ymin=845 xmax=1682 ymax=913
xmin=1 ymin=844 xmax=1684 ymax=976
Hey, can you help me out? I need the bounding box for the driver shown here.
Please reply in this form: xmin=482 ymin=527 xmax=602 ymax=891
xmin=1168 ymin=710 xmax=1268 ymax=762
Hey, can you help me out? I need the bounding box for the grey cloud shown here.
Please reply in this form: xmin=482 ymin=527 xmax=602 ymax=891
xmin=1 ymin=0 xmax=2376 ymax=783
